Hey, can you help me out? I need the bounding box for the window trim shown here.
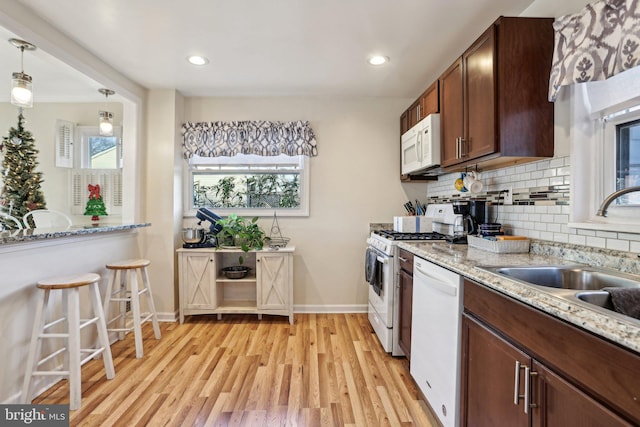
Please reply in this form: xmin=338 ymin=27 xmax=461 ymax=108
xmin=76 ymin=125 xmax=123 ymax=170
xmin=183 ymin=154 xmax=310 ymax=218
xmin=569 ymin=73 xmax=640 ymax=233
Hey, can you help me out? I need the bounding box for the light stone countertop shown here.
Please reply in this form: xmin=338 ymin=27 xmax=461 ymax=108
xmin=0 ymin=223 xmax=151 ymax=245
xmin=398 ymin=241 xmax=640 ymax=354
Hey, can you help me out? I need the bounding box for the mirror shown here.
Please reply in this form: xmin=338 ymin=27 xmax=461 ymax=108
xmin=0 ymin=25 xmax=125 ymax=221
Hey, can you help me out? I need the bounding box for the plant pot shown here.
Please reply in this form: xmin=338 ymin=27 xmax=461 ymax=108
xmin=222 ymin=265 xmax=250 ymax=279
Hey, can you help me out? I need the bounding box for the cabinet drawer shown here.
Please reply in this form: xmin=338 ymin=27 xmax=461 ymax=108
xmin=398 ymin=249 xmax=414 ymax=274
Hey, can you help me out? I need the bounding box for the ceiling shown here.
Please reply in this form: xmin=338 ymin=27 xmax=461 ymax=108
xmin=0 ymin=0 xmax=561 ymax=102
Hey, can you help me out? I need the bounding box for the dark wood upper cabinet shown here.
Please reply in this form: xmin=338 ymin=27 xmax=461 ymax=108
xmin=439 ymin=16 xmax=555 ymax=171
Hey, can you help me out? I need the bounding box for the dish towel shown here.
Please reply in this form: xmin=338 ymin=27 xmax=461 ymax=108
xmin=365 ymin=248 xmax=382 ymax=295
xmin=365 ymin=248 xmax=378 ymax=284
xmin=603 ymin=287 xmax=640 ymax=320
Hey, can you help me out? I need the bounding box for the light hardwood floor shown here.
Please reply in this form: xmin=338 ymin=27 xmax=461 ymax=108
xmin=34 ymin=313 xmax=438 ymax=426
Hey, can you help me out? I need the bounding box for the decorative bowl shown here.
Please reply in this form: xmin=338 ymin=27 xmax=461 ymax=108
xmin=222 ymin=266 xmax=251 ymax=279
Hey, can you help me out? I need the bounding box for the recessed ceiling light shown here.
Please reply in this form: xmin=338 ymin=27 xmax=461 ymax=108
xmin=187 ymin=55 xmax=209 ymax=66
xmin=369 ymin=55 xmax=389 ymax=66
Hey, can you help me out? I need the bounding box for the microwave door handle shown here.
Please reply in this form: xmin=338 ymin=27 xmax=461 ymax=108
xmin=416 ymin=129 xmax=422 ymax=162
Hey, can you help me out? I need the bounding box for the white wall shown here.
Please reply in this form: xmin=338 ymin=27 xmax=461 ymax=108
xmin=142 ymin=90 xmax=184 ymax=315
xmin=180 ymin=96 xmax=417 ymax=310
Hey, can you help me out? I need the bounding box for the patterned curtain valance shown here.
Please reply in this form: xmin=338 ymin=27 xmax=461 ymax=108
xmin=549 ymin=0 xmax=640 ymax=102
xmin=181 ymin=120 xmax=318 ymax=159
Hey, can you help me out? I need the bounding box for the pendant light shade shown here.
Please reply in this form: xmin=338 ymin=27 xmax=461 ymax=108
xmin=98 ymin=88 xmax=115 ymax=136
xmin=8 ymin=39 xmax=36 ymax=108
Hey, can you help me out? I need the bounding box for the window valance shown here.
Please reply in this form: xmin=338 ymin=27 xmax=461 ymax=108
xmin=549 ymin=0 xmax=640 ymax=102
xmin=182 ymin=120 xmax=318 ymax=159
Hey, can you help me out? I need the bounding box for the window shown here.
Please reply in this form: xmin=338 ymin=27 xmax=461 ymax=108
xmin=615 ymin=116 xmax=640 ymax=205
xmin=569 ymin=66 xmax=640 ymax=232
xmin=77 ymin=126 xmax=122 ymax=169
xmin=186 ymin=154 xmax=309 ymax=217
xmin=68 ymin=126 xmax=123 ymax=216
xmin=602 ymin=106 xmax=640 ymax=208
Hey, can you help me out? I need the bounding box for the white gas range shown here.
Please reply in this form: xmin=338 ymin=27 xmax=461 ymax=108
xmin=365 ymin=204 xmax=460 ymax=356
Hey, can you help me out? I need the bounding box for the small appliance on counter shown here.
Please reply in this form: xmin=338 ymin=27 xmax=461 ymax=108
xmin=181 ymin=208 xmax=223 ymax=248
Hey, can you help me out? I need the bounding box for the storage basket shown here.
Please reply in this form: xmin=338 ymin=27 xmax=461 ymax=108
xmin=467 ymin=235 xmax=530 ymax=253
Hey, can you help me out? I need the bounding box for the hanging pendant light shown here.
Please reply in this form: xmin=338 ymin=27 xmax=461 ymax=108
xmin=98 ymin=88 xmax=115 ymax=136
xmin=8 ymin=38 xmax=36 ymax=108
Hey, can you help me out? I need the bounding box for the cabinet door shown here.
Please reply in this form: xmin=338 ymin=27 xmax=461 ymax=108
xmin=531 ymin=361 xmax=633 ymax=427
xmin=400 ymin=111 xmax=410 ymax=135
xmin=461 ymin=315 xmax=529 ymax=427
xmin=439 ymin=58 xmax=464 ymax=168
xmin=181 ymin=252 xmax=215 ymax=309
xmin=256 ymin=253 xmax=291 ymax=310
xmin=397 ymin=268 xmax=413 ymax=359
xmin=463 ymin=25 xmax=497 ymax=161
xmin=420 ymin=81 xmax=439 ymax=118
xmin=408 ymin=100 xmax=421 ymax=128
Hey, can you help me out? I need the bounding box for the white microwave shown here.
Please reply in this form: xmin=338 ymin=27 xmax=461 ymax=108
xmin=401 ymin=113 xmax=440 ymax=175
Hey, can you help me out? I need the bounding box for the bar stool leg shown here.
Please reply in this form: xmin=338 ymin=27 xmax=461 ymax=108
xmin=141 ymin=266 xmax=161 ymax=340
xmin=130 ymin=269 xmax=144 ymax=358
xmin=67 ymin=287 xmax=81 ymax=411
xmin=21 ymin=288 xmax=49 ymax=404
xmin=89 ymin=282 xmax=115 ymax=379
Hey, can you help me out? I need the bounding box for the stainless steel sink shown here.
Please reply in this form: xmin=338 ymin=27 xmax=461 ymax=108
xmin=478 ymin=264 xmax=640 ymax=322
xmin=479 ymin=265 xmax=640 ymax=290
xmin=575 ymin=291 xmax=615 ymax=310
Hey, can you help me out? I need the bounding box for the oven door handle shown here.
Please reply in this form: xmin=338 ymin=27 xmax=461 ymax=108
xmin=377 ymin=256 xmax=388 ymax=264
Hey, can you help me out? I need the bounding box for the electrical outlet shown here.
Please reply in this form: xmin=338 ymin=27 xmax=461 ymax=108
xmin=503 ymin=187 xmax=513 ymax=205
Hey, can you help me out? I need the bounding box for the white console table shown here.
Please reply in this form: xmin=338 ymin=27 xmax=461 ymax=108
xmin=177 ymin=247 xmax=294 ymax=324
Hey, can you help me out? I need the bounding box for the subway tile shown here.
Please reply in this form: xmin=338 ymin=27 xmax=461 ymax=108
xmin=586 ymin=236 xmax=606 ymax=248
xmin=539 ymin=231 xmax=554 ymax=240
xmin=630 ymin=241 xmax=640 ymax=253
xmin=549 ymin=158 xmax=565 ymax=168
xmin=596 ymin=230 xmax=618 ymax=239
xmin=577 ymin=229 xmax=596 ymax=237
xmin=618 ymin=233 xmax=640 ymax=242
xmin=547 ymin=223 xmax=562 ymax=232
xmin=607 ymin=238 xmax=630 ymax=252
xmin=553 ymin=233 xmax=569 ymax=243
xmin=569 ymin=235 xmax=587 ymax=245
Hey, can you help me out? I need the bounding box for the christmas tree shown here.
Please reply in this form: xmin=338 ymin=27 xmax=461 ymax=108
xmin=0 ymin=112 xmax=46 ymax=229
xmin=84 ymin=184 xmax=108 ymax=222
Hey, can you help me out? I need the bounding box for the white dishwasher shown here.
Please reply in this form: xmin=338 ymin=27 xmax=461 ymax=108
xmin=411 ymin=256 xmax=462 ymax=427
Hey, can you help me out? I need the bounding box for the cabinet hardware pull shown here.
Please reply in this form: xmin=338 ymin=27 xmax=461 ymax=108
xmin=527 ymin=370 xmax=539 ymax=412
xmin=460 ymin=138 xmax=467 ymax=158
xmin=513 ymin=361 xmax=521 ymax=405
xmin=455 ymin=137 xmax=461 ymax=159
xmin=398 ymin=257 xmax=408 ymax=262
xmin=523 ymin=365 xmax=531 ymax=414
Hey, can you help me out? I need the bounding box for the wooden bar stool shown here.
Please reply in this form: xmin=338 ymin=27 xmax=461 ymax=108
xmin=103 ymin=259 xmax=161 ymax=358
xmin=22 ymin=273 xmax=115 ymax=410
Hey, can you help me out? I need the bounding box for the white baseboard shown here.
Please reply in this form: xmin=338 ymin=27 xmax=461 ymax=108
xmin=157 ymin=306 xmax=367 ymax=322
xmin=293 ymin=304 xmax=368 ymax=313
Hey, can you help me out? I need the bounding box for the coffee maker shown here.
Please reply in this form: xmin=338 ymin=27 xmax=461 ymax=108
xmin=469 ymin=200 xmax=488 ymax=228
xmin=449 ymin=201 xmax=476 ymax=243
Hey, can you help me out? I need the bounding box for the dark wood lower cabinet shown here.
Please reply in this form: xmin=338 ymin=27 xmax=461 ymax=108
xmin=462 ymin=315 xmax=631 ymax=427
xmin=463 ymin=315 xmax=529 ymax=427
xmin=461 ymin=279 xmax=639 ymax=426
xmin=398 ymin=249 xmax=414 ymax=359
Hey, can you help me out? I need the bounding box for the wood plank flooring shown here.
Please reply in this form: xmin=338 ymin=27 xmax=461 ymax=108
xmin=34 ymin=313 xmax=438 ymax=426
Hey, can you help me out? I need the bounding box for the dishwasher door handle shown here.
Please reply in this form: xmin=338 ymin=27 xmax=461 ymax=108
xmin=414 ymin=266 xmax=458 ymax=296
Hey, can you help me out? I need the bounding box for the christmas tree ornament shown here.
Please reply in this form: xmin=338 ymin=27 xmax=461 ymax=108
xmin=84 ymin=184 xmax=107 ymax=224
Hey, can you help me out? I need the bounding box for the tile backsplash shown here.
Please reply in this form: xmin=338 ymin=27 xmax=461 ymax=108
xmin=425 ymin=156 xmax=640 ymax=254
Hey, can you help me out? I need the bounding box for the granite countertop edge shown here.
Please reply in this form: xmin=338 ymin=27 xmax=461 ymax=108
xmin=398 ymin=241 xmax=640 ymax=354
xmin=0 ymin=223 xmax=151 ymax=245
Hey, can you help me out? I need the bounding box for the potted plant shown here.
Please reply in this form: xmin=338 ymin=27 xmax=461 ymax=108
xmin=215 ymin=214 xmax=266 ymax=279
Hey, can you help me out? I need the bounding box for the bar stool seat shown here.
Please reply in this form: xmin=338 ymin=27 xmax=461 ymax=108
xmin=103 ymin=259 xmax=161 ymax=358
xmin=22 ymin=273 xmax=115 ymax=410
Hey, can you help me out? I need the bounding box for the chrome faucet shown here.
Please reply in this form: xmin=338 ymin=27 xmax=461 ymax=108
xmin=596 ymin=186 xmax=640 ymax=216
